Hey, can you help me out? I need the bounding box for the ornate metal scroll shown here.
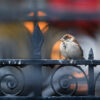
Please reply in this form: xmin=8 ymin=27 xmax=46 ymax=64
xmin=50 ymin=65 xmax=88 ymax=96
xmin=0 ymin=66 xmax=25 ymax=96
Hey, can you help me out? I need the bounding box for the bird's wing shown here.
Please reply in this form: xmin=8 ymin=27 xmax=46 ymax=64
xmin=73 ymin=39 xmax=84 ymax=59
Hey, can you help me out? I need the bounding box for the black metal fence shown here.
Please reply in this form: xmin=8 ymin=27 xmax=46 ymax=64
xmin=0 ymin=0 xmax=100 ymax=100
xmin=0 ymin=24 xmax=99 ymax=97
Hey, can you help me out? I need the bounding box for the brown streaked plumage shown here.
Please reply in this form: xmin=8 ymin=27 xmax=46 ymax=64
xmin=60 ymin=34 xmax=84 ymax=60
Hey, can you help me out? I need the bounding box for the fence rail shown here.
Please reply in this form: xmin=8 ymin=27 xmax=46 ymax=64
xmin=0 ymin=59 xmax=100 ymax=65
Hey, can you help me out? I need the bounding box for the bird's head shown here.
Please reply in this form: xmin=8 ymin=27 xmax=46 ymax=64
xmin=60 ymin=34 xmax=74 ymax=43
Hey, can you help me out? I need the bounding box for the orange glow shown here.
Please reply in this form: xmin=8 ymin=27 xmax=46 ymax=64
xmin=51 ymin=40 xmax=65 ymax=59
xmin=24 ymin=22 xmax=34 ymax=33
xmin=28 ymin=11 xmax=46 ymax=16
xmin=73 ymin=71 xmax=88 ymax=78
xmin=28 ymin=12 xmax=34 ymax=16
xmin=38 ymin=22 xmax=48 ymax=33
xmin=38 ymin=11 xmax=46 ymax=16
xmin=77 ymin=84 xmax=88 ymax=92
xmin=70 ymin=84 xmax=76 ymax=90
xmin=24 ymin=11 xmax=48 ymax=34
xmin=70 ymin=84 xmax=88 ymax=92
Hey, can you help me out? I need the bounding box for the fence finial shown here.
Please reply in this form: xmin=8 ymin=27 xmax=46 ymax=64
xmin=88 ymin=48 xmax=94 ymax=60
xmin=32 ymin=24 xmax=44 ymax=59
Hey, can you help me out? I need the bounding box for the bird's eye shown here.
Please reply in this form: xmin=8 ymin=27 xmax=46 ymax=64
xmin=64 ymin=37 xmax=67 ymax=40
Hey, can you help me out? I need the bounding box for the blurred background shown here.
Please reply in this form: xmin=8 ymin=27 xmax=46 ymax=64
xmin=0 ymin=0 xmax=100 ymax=97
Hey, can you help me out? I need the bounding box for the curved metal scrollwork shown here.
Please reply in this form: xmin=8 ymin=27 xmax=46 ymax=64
xmin=0 ymin=66 xmax=25 ymax=96
xmin=95 ymin=72 xmax=100 ymax=85
xmin=50 ymin=65 xmax=88 ymax=96
xmin=95 ymin=72 xmax=100 ymax=95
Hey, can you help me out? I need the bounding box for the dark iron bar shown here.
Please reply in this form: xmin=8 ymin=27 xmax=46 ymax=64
xmin=0 ymin=96 xmax=99 ymax=100
xmin=0 ymin=59 xmax=99 ymax=66
xmin=88 ymin=49 xmax=95 ymax=95
xmin=0 ymin=13 xmax=100 ymax=22
xmin=31 ymin=25 xmax=44 ymax=96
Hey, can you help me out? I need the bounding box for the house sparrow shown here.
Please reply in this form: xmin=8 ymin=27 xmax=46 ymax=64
xmin=60 ymin=34 xmax=84 ymax=60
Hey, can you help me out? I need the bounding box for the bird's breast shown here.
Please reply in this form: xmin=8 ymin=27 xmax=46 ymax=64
xmin=60 ymin=42 xmax=68 ymax=57
xmin=60 ymin=42 xmax=82 ymax=59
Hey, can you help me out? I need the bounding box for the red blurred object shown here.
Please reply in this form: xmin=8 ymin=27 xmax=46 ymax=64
xmin=48 ymin=0 xmax=99 ymax=13
xmin=48 ymin=0 xmax=100 ymax=37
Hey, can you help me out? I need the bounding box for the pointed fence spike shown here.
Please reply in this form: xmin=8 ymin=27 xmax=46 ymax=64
xmin=88 ymin=48 xmax=94 ymax=60
xmin=31 ymin=24 xmax=44 ymax=59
